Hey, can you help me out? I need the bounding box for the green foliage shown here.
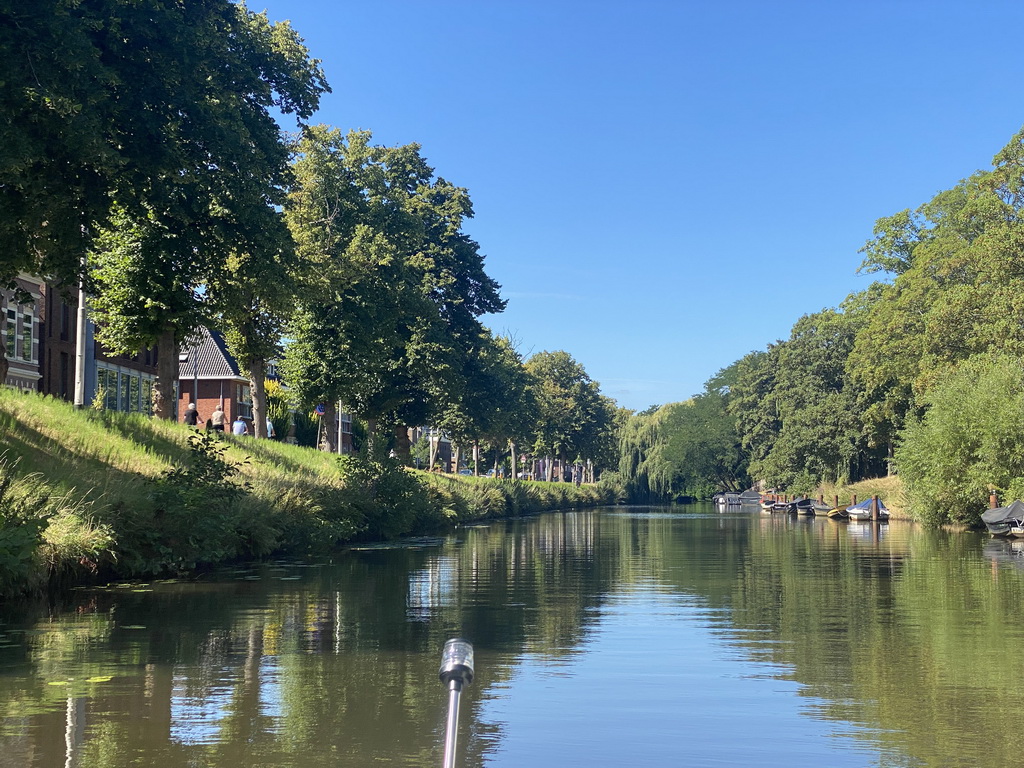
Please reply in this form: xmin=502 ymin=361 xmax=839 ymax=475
xmin=41 ymin=493 xmax=116 ymax=580
xmin=132 ymin=431 xmax=260 ymax=573
xmin=620 ymin=359 xmax=749 ymax=502
xmin=434 ymin=332 xmax=536 ymax=454
xmin=293 ymin=410 xmax=320 ymax=448
xmin=896 ymin=354 xmax=1024 ymax=526
xmin=264 ymin=380 xmax=292 ymax=440
xmin=336 ymin=456 xmax=434 ymax=540
xmin=0 ymin=461 xmax=50 ymax=595
xmin=283 ymin=127 xmax=504 ymax=451
xmin=729 ymin=302 xmax=885 ymax=490
xmin=525 ymin=350 xmax=614 ymax=475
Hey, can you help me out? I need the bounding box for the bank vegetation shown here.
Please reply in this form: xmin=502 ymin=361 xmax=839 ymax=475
xmin=0 ymin=391 xmax=618 ymax=598
xmin=617 ymin=126 xmax=1024 ymax=528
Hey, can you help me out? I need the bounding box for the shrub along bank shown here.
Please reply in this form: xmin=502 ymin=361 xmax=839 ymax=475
xmin=0 ymin=391 xmax=617 ymax=597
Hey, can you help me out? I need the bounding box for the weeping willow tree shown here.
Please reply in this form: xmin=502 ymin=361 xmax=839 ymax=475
xmin=619 ymin=364 xmax=749 ymax=503
xmin=619 ymin=405 xmax=687 ymax=502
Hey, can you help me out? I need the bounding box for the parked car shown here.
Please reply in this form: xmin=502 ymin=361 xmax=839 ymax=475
xmin=458 ymin=468 xmax=473 ymax=475
xmin=485 ymin=468 xmax=497 ymax=477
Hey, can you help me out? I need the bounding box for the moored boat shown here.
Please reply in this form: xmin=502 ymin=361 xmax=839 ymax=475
xmin=982 ymin=500 xmax=1024 ymax=537
xmin=827 ymin=506 xmax=848 ymax=520
xmin=786 ymin=497 xmax=815 ymax=515
xmin=810 ymin=500 xmax=832 ymax=516
xmin=738 ymin=489 xmax=762 ymax=505
xmin=846 ymin=498 xmax=890 ymax=521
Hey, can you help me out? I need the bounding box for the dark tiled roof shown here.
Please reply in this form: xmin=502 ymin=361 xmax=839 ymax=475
xmin=179 ymin=327 xmax=244 ymax=380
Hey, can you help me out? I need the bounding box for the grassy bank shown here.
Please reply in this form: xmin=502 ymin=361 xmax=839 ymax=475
xmin=0 ymin=390 xmax=617 ymax=596
xmin=809 ymin=476 xmax=908 ymax=518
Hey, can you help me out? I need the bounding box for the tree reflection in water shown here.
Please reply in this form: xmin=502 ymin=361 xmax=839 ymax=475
xmin=0 ymin=509 xmax=1022 ymax=767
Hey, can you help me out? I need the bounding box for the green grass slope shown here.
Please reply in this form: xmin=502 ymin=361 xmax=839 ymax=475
xmin=0 ymin=390 xmax=616 ymax=596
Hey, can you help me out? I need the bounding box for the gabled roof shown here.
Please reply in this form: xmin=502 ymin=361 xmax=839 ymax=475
xmin=179 ymin=327 xmax=246 ymax=380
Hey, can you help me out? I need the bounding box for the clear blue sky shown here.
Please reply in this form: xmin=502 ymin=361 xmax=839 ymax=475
xmin=260 ymin=0 xmax=1024 ymax=412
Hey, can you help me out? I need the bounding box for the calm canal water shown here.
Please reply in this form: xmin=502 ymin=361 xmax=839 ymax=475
xmin=2 ymin=504 xmax=1024 ymax=768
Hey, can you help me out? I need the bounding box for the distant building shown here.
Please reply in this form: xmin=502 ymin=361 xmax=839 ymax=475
xmin=176 ymin=327 xmax=252 ymax=428
xmin=1 ymin=274 xmax=43 ymax=392
xmin=38 ymin=284 xmax=158 ymax=413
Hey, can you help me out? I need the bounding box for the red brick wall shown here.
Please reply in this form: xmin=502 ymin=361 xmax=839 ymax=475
xmin=177 ymin=378 xmax=251 ymax=428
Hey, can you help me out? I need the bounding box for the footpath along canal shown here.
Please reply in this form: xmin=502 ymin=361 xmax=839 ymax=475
xmin=1 ymin=504 xmax=1021 ymax=768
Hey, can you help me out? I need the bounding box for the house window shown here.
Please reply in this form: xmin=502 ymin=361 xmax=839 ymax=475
xmin=95 ymin=365 xmax=155 ymax=414
xmin=5 ymin=309 xmax=14 ymax=358
xmin=129 ymin=375 xmax=141 ymax=412
xmin=120 ymin=373 xmax=131 ymax=412
xmin=21 ymin=313 xmax=33 ymax=362
xmin=237 ymin=384 xmax=252 ymax=418
xmin=97 ymin=369 xmax=118 ymax=411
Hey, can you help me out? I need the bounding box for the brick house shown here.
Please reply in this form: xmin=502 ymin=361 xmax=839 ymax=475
xmin=39 ymin=284 xmax=159 ymax=413
xmin=176 ymin=327 xmax=252 ymax=429
xmin=1 ymin=274 xmax=43 ymax=392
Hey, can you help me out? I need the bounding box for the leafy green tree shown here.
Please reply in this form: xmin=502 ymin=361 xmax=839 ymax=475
xmin=89 ymin=208 xmax=209 ymax=419
xmin=0 ymin=0 xmax=119 ymax=290
xmin=897 ymin=353 xmax=1024 ymax=526
xmin=282 ymin=128 xmax=503 ymax=453
xmin=264 ymin=380 xmax=291 ymax=441
xmin=850 ymin=129 xmax=1024 ymax=447
xmin=2 ymin=0 xmax=327 ymax=410
xmin=433 ymin=332 xmax=536 ymax=471
xmin=729 ymin=301 xmax=883 ymax=490
xmin=213 ymin=224 xmax=300 ymax=438
xmin=664 ymin=382 xmax=748 ymax=494
xmin=525 ymin=350 xmax=606 ymax=480
xmin=619 ymin=362 xmax=748 ymax=502
xmin=727 ymin=349 xmax=778 ymax=484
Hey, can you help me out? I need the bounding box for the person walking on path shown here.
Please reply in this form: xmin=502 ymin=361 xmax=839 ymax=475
xmin=210 ymin=405 xmax=226 ymax=432
xmin=232 ymin=415 xmax=249 ymax=436
xmin=266 ymin=417 xmax=276 ymax=439
xmin=183 ymin=403 xmax=200 ymax=427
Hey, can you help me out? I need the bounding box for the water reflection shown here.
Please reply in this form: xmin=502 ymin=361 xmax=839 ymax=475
xmin=1 ymin=508 xmax=1024 ymax=767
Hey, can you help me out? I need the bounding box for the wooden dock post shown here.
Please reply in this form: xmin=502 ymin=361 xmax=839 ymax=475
xmin=833 ymin=495 xmax=839 ymax=510
xmin=871 ymin=495 xmax=879 ymax=522
xmin=990 ymin=490 xmax=999 ymax=509
xmin=851 ymin=493 xmax=857 ymax=507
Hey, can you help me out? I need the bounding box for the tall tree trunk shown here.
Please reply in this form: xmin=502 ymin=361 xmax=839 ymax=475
xmin=472 ymin=441 xmax=479 ymax=476
xmin=393 ymin=425 xmax=411 ymax=464
xmin=365 ymin=415 xmax=378 ymax=456
xmin=249 ymin=357 xmax=266 ymax=438
xmin=545 ymin=456 xmax=554 ymax=482
xmin=453 ymin=444 xmax=462 ymax=474
xmin=153 ymin=327 xmax=178 ymax=419
xmin=510 ymin=441 xmax=517 ymax=480
xmin=428 ymin=430 xmax=438 ymax=470
xmin=323 ymin=401 xmax=338 ymax=452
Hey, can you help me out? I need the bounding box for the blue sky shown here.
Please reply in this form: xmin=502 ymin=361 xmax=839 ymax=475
xmin=260 ymin=0 xmax=1024 ymax=411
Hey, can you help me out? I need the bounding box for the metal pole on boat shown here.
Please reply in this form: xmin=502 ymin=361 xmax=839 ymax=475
xmin=439 ymin=638 xmax=474 ymax=768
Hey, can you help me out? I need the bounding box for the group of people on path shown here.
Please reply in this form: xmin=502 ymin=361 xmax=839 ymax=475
xmin=182 ymin=402 xmax=275 ymax=438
